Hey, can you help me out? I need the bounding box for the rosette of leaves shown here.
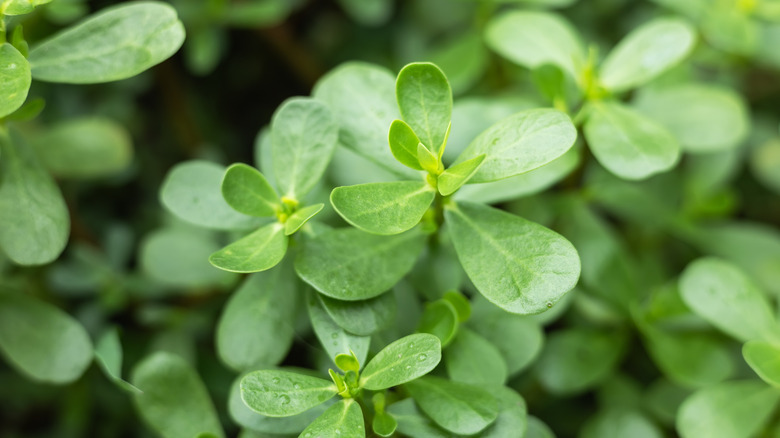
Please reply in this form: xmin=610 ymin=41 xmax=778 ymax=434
xmin=323 ymin=61 xmax=581 ymax=315
xmin=486 ymin=11 xmax=713 ymax=180
xmin=0 ymin=1 xmax=185 ymax=266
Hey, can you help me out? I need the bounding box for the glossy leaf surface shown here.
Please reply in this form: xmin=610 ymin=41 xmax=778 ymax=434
xmin=360 ymin=333 xmax=441 ymax=390
xmin=406 ymin=376 xmax=499 ymax=435
xmin=209 ymin=223 xmax=287 ymax=273
xmin=299 ymin=399 xmax=365 ymax=438
xmin=241 ymin=370 xmax=337 ymax=417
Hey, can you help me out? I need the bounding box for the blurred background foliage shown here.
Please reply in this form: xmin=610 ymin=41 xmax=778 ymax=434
xmin=2 ymin=0 xmax=780 ymax=437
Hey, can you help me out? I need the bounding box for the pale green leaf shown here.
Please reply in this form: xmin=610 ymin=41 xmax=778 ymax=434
xmin=360 ymin=333 xmax=441 ymax=390
xmin=299 ymin=399 xmax=365 ymax=438
xmin=417 ymin=299 xmax=459 ymax=347
xmin=438 ymin=154 xmax=485 ymax=196
xmin=373 ymin=411 xmax=397 ymax=437
xmin=0 ymin=43 xmax=31 ymax=118
xmin=0 ymin=130 xmax=69 ymax=265
xmin=584 ymin=101 xmax=680 ymax=180
xmin=209 ymin=223 xmax=288 ymax=273
xmin=0 ymin=293 xmax=92 ymax=384
xmin=312 ymin=62 xmax=417 ymax=179
xmin=387 ymin=398 xmax=454 ymax=438
xmin=469 ymin=304 xmax=544 ymax=375
xmin=95 ymin=328 xmax=141 ymax=394
xmin=318 ymin=292 xmax=396 ymax=336
xmin=444 ymin=328 xmax=507 ymax=386
xmin=701 ymin=5 xmax=757 ymax=55
xmin=240 ymin=370 xmax=337 ymax=417
xmin=285 ymin=203 xmax=323 ymax=235
xmin=633 ymin=84 xmax=749 ymax=153
xmin=388 ymin=119 xmax=423 ymax=170
xmin=295 ymin=228 xmax=426 ymax=300
xmin=29 ymin=2 xmax=185 ymax=83
xmin=677 ymin=381 xmax=780 ymax=438
xmin=221 ymin=164 xmax=279 ymax=217
xmin=417 ymin=142 xmax=439 ymax=174
xmin=271 ymin=97 xmax=338 ymax=198
xmin=454 ymin=109 xmax=577 ymax=183
xmin=406 ymin=376 xmax=499 ymax=435
xmin=140 ymin=228 xmax=233 ymax=288
xmin=743 ymin=340 xmax=780 ymax=388
xmin=2 ymin=0 xmax=52 ymax=15
xmin=485 ymin=10 xmax=585 ymax=78
xmin=679 ymin=258 xmax=779 ymax=343
xmin=160 ymin=161 xmax=263 ymax=230
xmin=479 ymin=386 xmax=528 ymax=438
xmin=396 ymin=62 xmax=452 ymax=154
xmin=217 ymin=265 xmax=297 ymax=372
xmin=535 ymin=328 xmax=625 ymax=394
xmin=331 ymin=181 xmax=435 ymax=235
xmin=444 ymin=201 xmax=580 ymax=314
xmin=307 ymin=293 xmax=370 ymax=367
xmin=599 ymin=17 xmax=696 ymax=92
xmin=581 ymin=408 xmax=663 ymax=438
xmin=132 ymin=352 xmax=225 ymax=438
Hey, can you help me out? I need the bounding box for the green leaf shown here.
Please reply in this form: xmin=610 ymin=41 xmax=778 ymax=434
xmin=743 ymin=340 xmax=780 ymax=388
xmin=271 ymin=97 xmax=338 ymax=198
xmin=751 ymin=138 xmax=780 ymax=195
xmin=228 ymin=375 xmax=332 ymax=435
xmin=318 ymin=292 xmax=396 ymax=336
xmin=29 ymin=2 xmax=185 ymax=83
xmin=240 ymin=370 xmax=337 ymax=417
xmin=161 ymin=161 xmax=263 ymax=230
xmin=480 ymin=386 xmax=528 ymax=438
xmin=417 ymin=299 xmax=459 ymax=347
xmin=299 ymin=399 xmax=365 ymax=438
xmin=406 ymin=376 xmax=499 ymax=435
xmin=584 ymin=101 xmax=680 ymax=180
xmin=217 ymin=265 xmax=298 ymax=372
xmin=395 ymin=62 xmax=452 ymax=154
xmin=139 ymin=228 xmax=233 ymax=288
xmin=442 ymin=291 xmax=470 ymax=322
xmin=454 ymin=109 xmax=577 ymax=183
xmin=535 ymin=328 xmax=625 ymax=394
xmin=388 ymin=119 xmax=423 ymax=170
xmin=0 ymin=130 xmax=69 ymax=265
xmin=679 ymin=258 xmax=779 ymax=343
xmin=360 ymin=333 xmax=441 ymax=390
xmin=221 ymin=164 xmax=280 ymax=217
xmin=581 ymin=408 xmax=663 ymax=438
xmin=285 ymin=203 xmax=323 ymax=235
xmin=429 ymin=30 xmax=488 ymax=95
xmin=444 ymin=328 xmax=507 ymax=386
xmin=295 ymin=227 xmax=426 ymax=300
xmin=132 ymin=352 xmax=225 ymax=438
xmin=438 ymin=155 xmax=485 ymax=196
xmin=312 ymin=62 xmax=417 ymax=179
xmin=0 ymin=293 xmax=92 ymax=384
xmin=95 ymin=328 xmax=141 ymax=394
xmin=485 ymin=10 xmax=585 ymax=78
xmin=633 ymin=84 xmax=749 ymax=153
xmin=444 ymin=201 xmax=580 ymax=314
xmin=599 ymin=17 xmax=696 ymax=92
xmin=387 ymin=398 xmax=454 ymax=438
xmin=209 ymin=223 xmax=288 ymax=273
xmin=4 ymin=97 xmax=44 ymax=122
xmin=373 ymin=411 xmax=398 ymax=437
xmin=469 ymin=305 xmax=544 ymax=375
xmin=526 ymin=416 xmax=556 ymax=438
xmin=0 ymin=43 xmax=31 ymax=118
xmin=2 ymin=0 xmax=52 ymax=15
xmin=335 ymin=352 xmax=360 ymax=374
xmin=331 ymin=181 xmax=435 ymax=235
xmin=676 ymin=381 xmax=780 ymax=438
xmin=417 ymin=142 xmax=440 ymax=174
xmin=307 ymin=293 xmax=370 ymax=367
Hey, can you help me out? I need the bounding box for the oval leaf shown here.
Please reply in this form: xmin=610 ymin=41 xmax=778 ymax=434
xmin=0 ymin=293 xmax=92 ymax=384
xmin=0 ymin=43 xmax=31 ymax=118
xmin=388 ymin=119 xmax=423 ymax=170
xmin=445 ymin=201 xmax=580 ymax=314
xmin=331 ymin=181 xmax=435 ymax=235
xmin=438 ymin=154 xmax=485 ymax=196
xmin=743 ymin=340 xmax=780 ymax=388
xmin=584 ymin=101 xmax=680 ymax=180
xmin=29 ymin=2 xmax=185 ymax=83
xmin=295 ymin=227 xmax=426 ymax=300
xmin=95 ymin=328 xmax=142 ymax=394
xmin=444 ymin=328 xmax=507 ymax=386
xmin=271 ymin=97 xmax=338 ymax=199
xmin=417 ymin=299 xmax=459 ymax=347
xmin=209 ymin=223 xmax=288 ymax=273
xmin=318 ymin=291 xmax=396 ymax=336
xmin=395 ymin=62 xmax=452 ymax=153
xmin=469 ymin=305 xmax=544 ymax=376
xmin=600 ymin=17 xmax=696 ymax=92
xmin=0 ymin=131 xmax=69 ymax=265
xmin=307 ymin=293 xmax=370 ymax=367
xmin=679 ymin=258 xmax=779 ymax=343
xmin=217 ymin=265 xmax=297 ymax=372
xmin=299 ymin=399 xmax=365 ymax=438
xmin=240 ymin=370 xmax=337 ymax=417
xmin=132 ymin=352 xmax=225 ymax=438
xmin=285 ymin=203 xmax=323 ymax=235
xmin=360 ymin=333 xmax=441 ymax=390
xmin=406 ymin=376 xmax=499 ymax=435
xmin=221 ymin=163 xmax=279 ymax=217
xmin=454 ymin=109 xmax=577 ymax=183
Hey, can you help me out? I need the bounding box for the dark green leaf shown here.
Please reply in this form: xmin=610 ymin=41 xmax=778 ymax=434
xmin=95 ymin=327 xmax=141 ymax=394
xmin=308 ymin=293 xmax=370 ymax=367
xmin=444 ymin=328 xmax=507 ymax=386
xmin=417 ymin=299 xmax=459 ymax=347
xmin=406 ymin=376 xmax=499 ymax=435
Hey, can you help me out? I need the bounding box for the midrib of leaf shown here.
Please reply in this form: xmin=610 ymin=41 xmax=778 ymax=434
xmin=282 ymin=108 xmax=314 ymax=198
xmin=1 ymin=138 xmax=61 ymax=230
xmin=231 ymin=224 xmax=284 ymax=268
xmin=414 ymin=77 xmax=434 ymax=149
xmin=312 ymin=229 xmax=421 ymax=276
xmin=350 ymin=184 xmax=431 ymax=219
xmin=415 ymin=380 xmax=488 ymax=420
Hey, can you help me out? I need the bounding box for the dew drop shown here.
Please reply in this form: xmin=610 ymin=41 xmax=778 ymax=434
xmin=332 ymin=341 xmax=338 ymax=346
xmin=331 ymin=332 xmax=339 ymax=339
xmin=304 ymin=433 xmax=312 ymax=438
xmin=405 ymin=365 xmax=411 ymax=370
xmin=272 ymin=377 xmax=281 ymax=384
xmin=546 ymin=301 xmax=553 ymax=308
xmin=408 ymin=343 xmax=415 ymax=349
xmin=294 ymin=384 xmax=301 ymax=389
xmin=397 ymin=353 xmax=402 ymax=359
xmin=279 ymin=394 xmax=291 ymax=404
xmin=418 ymin=354 xmax=427 ymax=361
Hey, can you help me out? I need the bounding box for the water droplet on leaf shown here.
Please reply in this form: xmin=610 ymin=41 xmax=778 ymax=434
xmin=279 ymin=394 xmax=291 ymax=404
xmin=418 ymin=354 xmax=427 ymax=361
xmin=272 ymin=377 xmax=281 ymax=384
